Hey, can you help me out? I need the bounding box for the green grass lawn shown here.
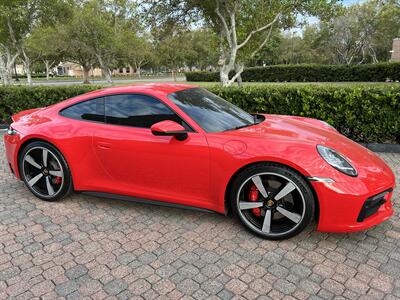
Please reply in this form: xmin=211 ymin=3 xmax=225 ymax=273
xmin=186 ymin=81 xmax=400 ymax=88
xmin=15 ymin=74 xmax=185 ymax=82
xmin=104 ymin=81 xmax=400 ymax=88
xmin=7 ymin=78 xmax=400 ymax=88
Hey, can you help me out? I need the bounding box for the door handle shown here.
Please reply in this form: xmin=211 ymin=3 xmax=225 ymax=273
xmin=97 ymin=142 xmax=111 ymax=149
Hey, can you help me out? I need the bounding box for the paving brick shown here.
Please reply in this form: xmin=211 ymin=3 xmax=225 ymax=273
xmin=0 ymin=137 xmax=398 ymax=299
xmin=65 ymin=265 xmax=88 ymax=280
xmin=369 ymin=276 xmax=393 ymax=293
xmin=129 ymin=278 xmax=151 ymax=295
xmin=225 ymin=278 xmax=248 ymax=294
xmin=177 ymin=278 xmax=201 ymax=295
xmin=31 ymin=280 xmax=55 ymax=297
xmin=54 ymin=280 xmax=79 ymax=297
xmin=153 ymin=278 xmax=176 ymax=295
xmin=274 ymin=278 xmax=297 ymax=295
xmin=321 ymin=278 xmax=345 ymax=295
xmin=104 ymin=279 xmax=128 ymax=295
xmin=299 ymin=279 xmax=321 ymax=295
xmin=345 ymin=278 xmax=370 ymax=294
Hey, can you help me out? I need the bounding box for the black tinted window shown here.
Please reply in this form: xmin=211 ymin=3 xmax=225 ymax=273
xmin=60 ymin=98 xmax=105 ymax=122
xmin=168 ymin=88 xmax=254 ymax=132
xmin=105 ymin=94 xmax=186 ymax=129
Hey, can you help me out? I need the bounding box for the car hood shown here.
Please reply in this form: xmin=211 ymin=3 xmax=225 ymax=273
xmin=223 ymin=114 xmax=393 ymax=181
xmin=227 ymin=114 xmax=342 ymax=145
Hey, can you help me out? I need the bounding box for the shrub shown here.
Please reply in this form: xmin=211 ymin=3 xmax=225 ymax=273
xmin=205 ymin=84 xmax=400 ymax=144
xmin=0 ymin=85 xmax=100 ymax=123
xmin=0 ymin=83 xmax=399 ymax=144
xmin=185 ymin=63 xmax=400 ymax=82
xmin=185 ymin=71 xmax=220 ymax=82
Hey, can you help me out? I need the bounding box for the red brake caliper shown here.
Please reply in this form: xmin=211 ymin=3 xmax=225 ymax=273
xmin=54 ymin=176 xmax=62 ymax=185
xmin=248 ymin=185 xmax=261 ymax=217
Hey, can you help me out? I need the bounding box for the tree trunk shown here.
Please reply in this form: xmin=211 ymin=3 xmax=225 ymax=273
xmin=235 ymin=64 xmax=243 ymax=87
xmin=96 ymin=54 xmax=113 ymax=85
xmin=82 ymin=66 xmax=90 ymax=84
xmin=136 ymin=66 xmax=141 ymax=78
xmin=172 ymin=69 xmax=177 ymax=82
xmin=214 ymin=4 xmax=279 ymax=87
xmin=5 ymin=68 xmax=13 ymax=85
xmin=104 ymin=68 xmax=113 ymax=84
xmin=369 ymin=46 xmax=378 ymax=64
xmin=2 ymin=60 xmax=13 ymax=85
xmin=0 ymin=47 xmax=19 ymax=85
xmin=21 ymin=49 xmax=32 ymax=86
xmin=219 ymin=66 xmax=230 ymax=86
xmin=44 ymin=60 xmax=52 ymax=80
xmin=0 ymin=54 xmax=6 ymax=85
xmin=26 ymin=69 xmax=32 ymax=85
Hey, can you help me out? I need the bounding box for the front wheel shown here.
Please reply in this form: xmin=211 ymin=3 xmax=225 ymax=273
xmin=231 ymin=163 xmax=314 ymax=240
xmin=19 ymin=141 xmax=73 ymax=201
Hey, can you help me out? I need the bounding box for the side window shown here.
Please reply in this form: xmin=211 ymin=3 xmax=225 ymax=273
xmin=105 ymin=94 xmax=190 ymax=129
xmin=60 ymin=97 xmax=105 ymax=123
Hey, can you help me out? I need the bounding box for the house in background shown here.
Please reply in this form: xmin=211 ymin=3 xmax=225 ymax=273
xmin=56 ymin=62 xmax=101 ymax=77
xmin=390 ymin=38 xmax=400 ymax=62
xmin=56 ymin=63 xmax=134 ymax=77
xmin=15 ymin=65 xmax=25 ymax=75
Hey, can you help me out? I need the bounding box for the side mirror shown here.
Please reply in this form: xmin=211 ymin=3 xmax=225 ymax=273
xmin=150 ymin=120 xmax=188 ymax=141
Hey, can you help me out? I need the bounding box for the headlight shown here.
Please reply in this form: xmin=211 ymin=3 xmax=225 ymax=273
xmin=6 ymin=126 xmax=17 ymax=135
xmin=317 ymin=145 xmax=357 ymax=177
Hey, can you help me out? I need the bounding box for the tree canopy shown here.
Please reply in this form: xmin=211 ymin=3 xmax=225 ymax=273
xmin=0 ymin=0 xmax=399 ymax=86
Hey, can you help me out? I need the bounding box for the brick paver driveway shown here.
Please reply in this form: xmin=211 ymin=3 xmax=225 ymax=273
xmin=0 ymin=136 xmax=399 ymax=300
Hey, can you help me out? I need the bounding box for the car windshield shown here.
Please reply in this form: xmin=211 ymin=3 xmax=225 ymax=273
xmin=168 ymin=88 xmax=256 ymax=132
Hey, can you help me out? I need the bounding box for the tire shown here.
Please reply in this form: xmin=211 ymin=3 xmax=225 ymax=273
xmin=230 ymin=163 xmax=314 ymax=240
xmin=19 ymin=141 xmax=73 ymax=201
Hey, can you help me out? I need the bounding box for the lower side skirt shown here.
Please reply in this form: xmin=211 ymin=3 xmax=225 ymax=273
xmin=81 ymin=191 xmax=216 ymax=214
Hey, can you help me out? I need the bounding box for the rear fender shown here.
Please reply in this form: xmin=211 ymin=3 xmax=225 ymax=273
xmin=11 ymin=108 xmax=43 ymax=122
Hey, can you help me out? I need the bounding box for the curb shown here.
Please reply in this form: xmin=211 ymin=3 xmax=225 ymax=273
xmin=361 ymin=143 xmax=400 ymax=154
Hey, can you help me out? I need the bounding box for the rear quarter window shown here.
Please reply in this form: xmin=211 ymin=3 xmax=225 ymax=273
xmin=60 ymin=97 xmax=105 ymax=123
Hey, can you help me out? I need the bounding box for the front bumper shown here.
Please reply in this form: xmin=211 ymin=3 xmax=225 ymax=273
xmin=3 ymin=131 xmax=22 ymax=179
xmin=312 ymin=179 xmax=395 ymax=233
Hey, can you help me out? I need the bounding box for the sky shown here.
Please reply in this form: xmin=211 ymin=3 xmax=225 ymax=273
xmin=343 ymin=0 xmax=359 ymax=5
xmin=297 ymin=0 xmax=366 ymax=33
xmin=343 ymin=0 xmax=365 ymax=5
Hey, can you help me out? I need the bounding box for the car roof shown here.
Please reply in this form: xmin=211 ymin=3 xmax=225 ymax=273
xmin=96 ymin=83 xmax=198 ymax=96
xmin=51 ymin=83 xmax=199 ymax=112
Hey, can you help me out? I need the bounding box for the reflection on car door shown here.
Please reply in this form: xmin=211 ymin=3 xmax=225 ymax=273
xmin=92 ymin=94 xmax=211 ymax=209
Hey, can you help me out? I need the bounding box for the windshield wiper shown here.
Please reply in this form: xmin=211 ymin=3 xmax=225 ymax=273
xmin=253 ymin=114 xmax=263 ymax=125
xmin=235 ymin=124 xmax=253 ymax=130
xmin=224 ymin=115 xmax=263 ymax=132
xmin=223 ymin=123 xmax=253 ymax=132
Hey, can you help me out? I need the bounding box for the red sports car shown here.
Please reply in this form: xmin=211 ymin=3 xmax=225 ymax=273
xmin=3 ymin=83 xmax=395 ymax=239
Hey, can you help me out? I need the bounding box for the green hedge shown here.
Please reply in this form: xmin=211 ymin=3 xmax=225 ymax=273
xmin=186 ymin=63 xmax=400 ymax=82
xmin=0 ymin=85 xmax=100 ymax=123
xmin=0 ymin=84 xmax=399 ymax=143
xmin=206 ymin=84 xmax=400 ymax=144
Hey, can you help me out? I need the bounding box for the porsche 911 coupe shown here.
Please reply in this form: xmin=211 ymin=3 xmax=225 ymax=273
xmin=4 ymin=83 xmax=395 ymax=239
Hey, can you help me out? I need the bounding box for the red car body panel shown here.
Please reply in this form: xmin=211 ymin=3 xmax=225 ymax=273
xmin=3 ymin=83 xmax=395 ymax=233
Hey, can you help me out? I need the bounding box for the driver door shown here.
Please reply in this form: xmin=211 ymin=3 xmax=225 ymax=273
xmin=92 ymin=93 xmax=211 ymax=208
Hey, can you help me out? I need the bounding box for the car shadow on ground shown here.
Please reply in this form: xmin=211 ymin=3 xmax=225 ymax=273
xmin=23 ymin=180 xmax=395 ymax=245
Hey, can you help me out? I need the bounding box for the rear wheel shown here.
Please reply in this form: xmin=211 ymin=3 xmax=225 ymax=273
xmin=19 ymin=141 xmax=73 ymax=201
xmin=231 ymin=163 xmax=314 ymax=240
